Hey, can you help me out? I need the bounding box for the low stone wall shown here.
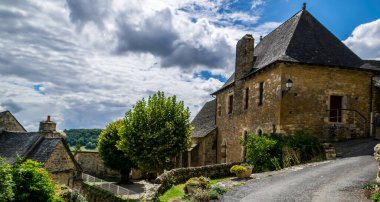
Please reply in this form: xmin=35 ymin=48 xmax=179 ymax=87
xmin=74 ymin=151 xmax=120 ymax=178
xmin=80 ymin=182 xmax=136 ymax=202
xmin=154 ymin=162 xmax=240 ymax=195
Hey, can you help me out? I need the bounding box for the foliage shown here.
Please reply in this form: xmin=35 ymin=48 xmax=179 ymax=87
xmin=0 ymin=158 xmax=14 ymax=202
xmin=243 ymin=131 xmax=322 ymax=172
xmin=184 ymin=176 xmax=210 ymax=191
xmin=12 ymin=159 xmax=62 ymax=202
xmin=230 ymin=165 xmax=247 ymax=174
xmin=98 ymin=120 xmax=134 ymax=184
xmin=362 ymin=182 xmax=377 ymax=190
xmin=243 ymin=134 xmax=277 ymax=172
xmin=64 ymin=129 xmax=102 ymax=149
xmin=118 ymin=91 xmax=192 ymax=173
xmin=372 ymin=191 xmax=380 ymax=202
xmin=208 ymin=185 xmax=228 ymax=200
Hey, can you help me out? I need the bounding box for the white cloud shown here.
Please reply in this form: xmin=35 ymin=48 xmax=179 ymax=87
xmin=344 ymin=19 xmax=380 ymax=60
xmin=0 ymin=0 xmax=277 ymax=131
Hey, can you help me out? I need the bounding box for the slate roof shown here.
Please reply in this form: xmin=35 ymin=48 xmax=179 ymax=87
xmin=213 ymin=8 xmax=366 ymax=95
xmin=0 ymin=132 xmax=42 ymax=164
xmin=28 ymin=138 xmax=61 ymax=163
xmin=361 ymin=60 xmax=380 ymax=71
xmin=191 ymin=99 xmax=216 ymax=138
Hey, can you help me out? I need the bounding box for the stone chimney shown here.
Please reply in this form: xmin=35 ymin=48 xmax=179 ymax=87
xmin=235 ymin=34 xmax=255 ymax=80
xmin=39 ymin=115 xmax=65 ymax=138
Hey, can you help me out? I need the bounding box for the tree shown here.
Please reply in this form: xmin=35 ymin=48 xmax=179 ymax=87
xmin=0 ymin=158 xmax=14 ymax=202
xmin=98 ymin=120 xmax=134 ymax=184
xmin=118 ymin=91 xmax=192 ymax=173
xmin=12 ymin=159 xmax=62 ymax=202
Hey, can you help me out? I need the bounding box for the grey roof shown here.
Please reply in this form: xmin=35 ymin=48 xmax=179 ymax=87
xmin=213 ymin=9 xmax=365 ymax=94
xmin=0 ymin=132 xmax=41 ymax=164
xmin=28 ymin=138 xmax=61 ymax=163
xmin=191 ymin=99 xmax=216 ymax=138
xmin=361 ymin=60 xmax=380 ymax=71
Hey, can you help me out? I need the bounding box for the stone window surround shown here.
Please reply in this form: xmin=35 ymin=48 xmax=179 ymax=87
xmin=327 ymin=94 xmax=347 ymax=124
xmin=227 ymin=93 xmax=234 ymax=114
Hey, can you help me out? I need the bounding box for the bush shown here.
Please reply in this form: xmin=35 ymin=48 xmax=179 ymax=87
xmin=372 ymin=191 xmax=380 ymax=202
xmin=362 ymin=182 xmax=376 ymax=190
xmin=12 ymin=159 xmax=62 ymax=202
xmin=208 ymin=185 xmax=228 ymax=200
xmin=230 ymin=165 xmax=247 ymax=174
xmin=0 ymin=158 xmax=14 ymax=201
xmin=184 ymin=176 xmax=210 ymax=193
xmin=243 ymin=134 xmax=277 ymax=172
xmin=243 ymin=131 xmax=321 ymax=172
xmin=192 ymin=189 xmax=210 ymax=202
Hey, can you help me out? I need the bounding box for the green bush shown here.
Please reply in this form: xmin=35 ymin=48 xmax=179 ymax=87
xmin=243 ymin=131 xmax=321 ymax=172
xmin=208 ymin=185 xmax=228 ymax=200
xmin=230 ymin=165 xmax=247 ymax=174
xmin=243 ymin=134 xmax=277 ymax=172
xmin=362 ymin=182 xmax=376 ymax=190
xmin=372 ymin=191 xmax=380 ymax=202
xmin=12 ymin=159 xmax=62 ymax=202
xmin=192 ymin=189 xmax=210 ymax=202
xmin=0 ymin=158 xmax=14 ymax=201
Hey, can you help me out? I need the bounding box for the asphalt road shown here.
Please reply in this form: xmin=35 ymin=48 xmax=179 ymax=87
xmin=221 ymin=138 xmax=379 ymax=202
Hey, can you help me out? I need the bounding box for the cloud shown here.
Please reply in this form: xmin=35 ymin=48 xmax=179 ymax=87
xmin=66 ymin=0 xmax=112 ymax=29
xmin=344 ymin=19 xmax=380 ymax=60
xmin=0 ymin=0 xmax=276 ymax=131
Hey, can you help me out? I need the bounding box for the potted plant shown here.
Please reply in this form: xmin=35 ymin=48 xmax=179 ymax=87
xmin=230 ymin=164 xmax=253 ymax=178
xmin=184 ymin=176 xmax=210 ymax=194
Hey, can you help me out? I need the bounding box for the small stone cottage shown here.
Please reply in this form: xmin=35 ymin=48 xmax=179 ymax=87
xmin=188 ymin=5 xmax=380 ymax=165
xmin=0 ymin=111 xmax=82 ymax=186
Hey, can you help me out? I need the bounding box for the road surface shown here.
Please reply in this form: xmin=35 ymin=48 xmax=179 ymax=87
xmin=221 ymin=138 xmax=379 ymax=202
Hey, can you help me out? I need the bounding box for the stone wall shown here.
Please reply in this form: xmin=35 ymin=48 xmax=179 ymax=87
xmin=0 ymin=111 xmax=26 ymax=132
xmin=215 ymin=62 xmax=372 ymax=163
xmin=45 ymin=142 xmax=78 ymax=186
xmin=75 ymin=151 xmax=120 ymax=178
xmin=190 ymin=130 xmax=217 ymax=167
xmin=279 ymin=63 xmax=372 ymax=141
xmin=154 ymin=162 xmax=240 ymax=195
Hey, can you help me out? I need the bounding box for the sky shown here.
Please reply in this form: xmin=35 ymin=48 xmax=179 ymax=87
xmin=0 ymin=0 xmax=379 ymax=131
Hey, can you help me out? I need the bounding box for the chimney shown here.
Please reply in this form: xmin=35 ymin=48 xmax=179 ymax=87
xmin=39 ymin=115 xmax=57 ymax=134
xmin=235 ymin=34 xmax=254 ymax=80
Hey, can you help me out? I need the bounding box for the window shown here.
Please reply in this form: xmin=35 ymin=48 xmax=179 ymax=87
xmin=259 ymin=82 xmax=264 ymax=105
xmin=217 ymin=105 xmax=222 ymax=117
xmin=244 ymin=88 xmax=249 ymax=110
xmin=243 ymin=131 xmax=248 ymax=162
xmin=228 ymin=95 xmax=234 ymax=114
xmin=329 ymin=96 xmax=342 ymax=122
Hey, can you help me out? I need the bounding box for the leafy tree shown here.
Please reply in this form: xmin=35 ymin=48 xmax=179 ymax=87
xmin=12 ymin=159 xmax=61 ymax=202
xmin=98 ymin=120 xmax=134 ymax=184
xmin=118 ymin=91 xmax=192 ymax=173
xmin=0 ymin=158 xmax=14 ymax=201
xmin=64 ymin=129 xmax=102 ymax=149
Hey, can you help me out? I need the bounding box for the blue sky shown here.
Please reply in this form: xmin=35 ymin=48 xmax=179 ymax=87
xmin=0 ymin=0 xmax=379 ymax=130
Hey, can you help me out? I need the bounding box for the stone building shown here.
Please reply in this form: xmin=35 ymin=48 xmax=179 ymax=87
xmin=0 ymin=111 xmax=82 ymax=186
xmin=189 ymin=6 xmax=380 ymax=165
xmin=181 ymin=99 xmax=217 ymax=167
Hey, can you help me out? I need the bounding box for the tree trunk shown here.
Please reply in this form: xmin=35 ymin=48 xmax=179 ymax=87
xmin=118 ymin=168 xmax=132 ymax=184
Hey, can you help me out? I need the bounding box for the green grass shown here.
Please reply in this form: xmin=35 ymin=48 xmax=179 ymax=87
xmin=159 ymin=184 xmax=185 ymax=202
xmin=159 ymin=176 xmax=231 ymax=202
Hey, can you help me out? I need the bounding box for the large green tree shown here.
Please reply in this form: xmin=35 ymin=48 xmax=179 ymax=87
xmin=98 ymin=120 xmax=134 ymax=184
xmin=118 ymin=91 xmax=192 ymax=173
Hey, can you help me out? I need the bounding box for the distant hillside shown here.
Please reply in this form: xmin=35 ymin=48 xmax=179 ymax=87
xmin=64 ymin=129 xmax=103 ymax=150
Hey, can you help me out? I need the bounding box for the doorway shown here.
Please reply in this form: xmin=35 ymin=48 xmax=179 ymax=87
xmin=330 ymin=96 xmax=342 ymax=122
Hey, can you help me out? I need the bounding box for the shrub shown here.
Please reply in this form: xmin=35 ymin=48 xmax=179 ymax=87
xmin=288 ymin=131 xmax=321 ymax=162
xmin=243 ymin=134 xmax=277 ymax=172
xmin=372 ymin=191 xmax=380 ymax=202
xmin=184 ymin=176 xmax=210 ymax=194
xmin=230 ymin=165 xmax=247 ymax=174
xmin=208 ymin=185 xmax=228 ymax=200
xmin=12 ymin=159 xmax=62 ymax=202
xmin=362 ymin=182 xmax=376 ymax=190
xmin=0 ymin=158 xmax=14 ymax=201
